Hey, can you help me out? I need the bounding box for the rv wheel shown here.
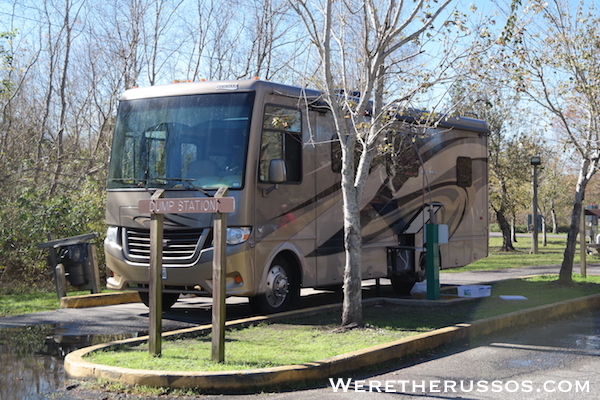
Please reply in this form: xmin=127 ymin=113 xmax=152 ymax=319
xmin=138 ymin=291 xmax=180 ymax=310
xmin=250 ymin=258 xmax=298 ymax=314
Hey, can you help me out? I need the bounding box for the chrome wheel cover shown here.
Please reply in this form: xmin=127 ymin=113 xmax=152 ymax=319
xmin=265 ymin=265 xmax=289 ymax=308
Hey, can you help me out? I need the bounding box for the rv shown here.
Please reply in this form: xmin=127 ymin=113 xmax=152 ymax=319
xmin=104 ymin=79 xmax=489 ymax=313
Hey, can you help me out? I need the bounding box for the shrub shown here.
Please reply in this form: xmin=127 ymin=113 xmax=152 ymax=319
xmin=0 ymin=179 xmax=106 ymax=286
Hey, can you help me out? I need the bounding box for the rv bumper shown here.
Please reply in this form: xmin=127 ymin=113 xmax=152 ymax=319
xmin=104 ymin=237 xmax=255 ymax=297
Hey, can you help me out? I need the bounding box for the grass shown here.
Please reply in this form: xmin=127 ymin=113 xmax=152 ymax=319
xmin=85 ymin=274 xmax=600 ymax=372
xmin=0 ymin=285 xmax=114 ymax=317
xmin=447 ymin=234 xmax=593 ymax=272
xmin=0 ymin=290 xmax=61 ymax=317
xmin=87 ymin=322 xmax=416 ymax=372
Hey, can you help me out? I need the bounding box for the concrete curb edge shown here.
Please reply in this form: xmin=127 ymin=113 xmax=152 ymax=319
xmin=60 ymin=292 xmax=141 ymax=308
xmin=64 ymin=293 xmax=600 ymax=393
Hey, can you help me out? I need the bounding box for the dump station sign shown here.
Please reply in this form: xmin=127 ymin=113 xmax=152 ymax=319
xmin=138 ymin=197 xmax=235 ymax=214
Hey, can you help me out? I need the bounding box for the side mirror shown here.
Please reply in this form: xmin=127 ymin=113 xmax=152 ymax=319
xmin=269 ymin=159 xmax=286 ymax=183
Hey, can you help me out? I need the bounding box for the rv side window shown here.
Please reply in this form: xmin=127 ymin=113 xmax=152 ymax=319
xmin=457 ymin=156 xmax=472 ymax=187
xmin=259 ymin=106 xmax=302 ymax=183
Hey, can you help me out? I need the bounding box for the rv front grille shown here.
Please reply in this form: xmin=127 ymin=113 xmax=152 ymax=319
xmin=123 ymin=228 xmax=205 ymax=264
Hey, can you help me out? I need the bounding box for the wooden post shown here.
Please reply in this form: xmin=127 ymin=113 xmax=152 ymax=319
xmin=138 ymin=188 xmax=235 ymax=361
xmin=212 ymin=187 xmax=228 ymax=362
xmin=85 ymin=243 xmax=101 ymax=294
xmin=149 ymin=189 xmax=165 ymax=357
xmin=54 ymin=263 xmax=67 ymax=299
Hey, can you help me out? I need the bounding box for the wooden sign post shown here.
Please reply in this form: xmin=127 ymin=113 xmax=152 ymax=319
xmin=139 ymin=187 xmax=235 ymax=359
xmin=211 ymin=187 xmax=228 ymax=362
xmin=147 ymin=189 xmax=164 ymax=356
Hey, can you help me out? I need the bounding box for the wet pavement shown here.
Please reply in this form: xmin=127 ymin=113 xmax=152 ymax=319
xmin=0 ymin=325 xmax=141 ymax=399
xmin=0 ymin=292 xmax=341 ymax=399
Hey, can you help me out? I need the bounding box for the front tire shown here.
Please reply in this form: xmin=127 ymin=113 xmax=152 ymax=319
xmin=250 ymin=258 xmax=298 ymax=314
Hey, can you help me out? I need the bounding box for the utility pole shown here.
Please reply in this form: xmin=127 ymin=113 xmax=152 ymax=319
xmin=531 ymin=156 xmax=541 ymax=254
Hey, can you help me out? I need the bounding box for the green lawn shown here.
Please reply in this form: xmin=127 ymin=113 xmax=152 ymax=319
xmin=448 ymin=234 xmax=594 ymax=272
xmin=0 ymin=287 xmax=113 ymax=317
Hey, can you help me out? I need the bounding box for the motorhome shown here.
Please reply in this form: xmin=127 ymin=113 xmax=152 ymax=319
xmin=104 ymin=79 xmax=489 ymax=313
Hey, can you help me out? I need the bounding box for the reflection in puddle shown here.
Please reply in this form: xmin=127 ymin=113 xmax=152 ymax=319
xmin=0 ymin=325 xmax=139 ymax=399
xmin=575 ymin=335 xmax=600 ymax=350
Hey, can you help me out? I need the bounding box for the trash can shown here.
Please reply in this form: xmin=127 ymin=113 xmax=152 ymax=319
xmin=58 ymin=244 xmax=89 ymax=286
xmin=37 ymin=233 xmax=100 ymax=299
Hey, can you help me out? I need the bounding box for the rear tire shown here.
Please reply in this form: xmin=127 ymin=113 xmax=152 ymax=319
xmin=138 ymin=291 xmax=180 ymax=310
xmin=250 ymin=258 xmax=299 ymax=314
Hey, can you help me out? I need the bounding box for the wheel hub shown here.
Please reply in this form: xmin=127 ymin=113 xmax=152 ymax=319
xmin=265 ymin=265 xmax=289 ymax=308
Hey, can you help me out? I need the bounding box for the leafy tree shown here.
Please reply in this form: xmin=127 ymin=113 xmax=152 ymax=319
xmin=502 ymin=0 xmax=600 ymax=284
xmin=538 ymin=151 xmax=573 ymax=236
xmin=447 ymin=81 xmax=543 ymax=251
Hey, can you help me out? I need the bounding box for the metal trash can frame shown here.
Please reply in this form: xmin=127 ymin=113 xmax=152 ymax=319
xmin=37 ymin=233 xmax=101 ymax=299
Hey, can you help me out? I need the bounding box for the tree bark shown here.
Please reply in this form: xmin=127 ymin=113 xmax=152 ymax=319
xmin=559 ymin=183 xmax=586 ymax=285
xmin=496 ymin=208 xmax=515 ymax=251
xmin=341 ymin=204 xmax=363 ymax=327
xmin=551 ymin=206 xmax=558 ymax=234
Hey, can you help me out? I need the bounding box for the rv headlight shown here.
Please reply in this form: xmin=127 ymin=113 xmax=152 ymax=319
xmin=106 ymin=226 xmax=119 ymax=244
xmin=226 ymin=227 xmax=251 ymax=245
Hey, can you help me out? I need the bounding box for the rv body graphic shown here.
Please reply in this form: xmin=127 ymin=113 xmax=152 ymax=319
xmin=104 ymin=80 xmax=489 ymax=313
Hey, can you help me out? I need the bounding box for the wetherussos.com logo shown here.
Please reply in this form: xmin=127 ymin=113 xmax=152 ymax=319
xmin=329 ymin=378 xmax=590 ymax=394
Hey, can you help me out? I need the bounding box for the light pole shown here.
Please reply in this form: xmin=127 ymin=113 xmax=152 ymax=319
xmin=531 ymin=156 xmax=541 ymax=254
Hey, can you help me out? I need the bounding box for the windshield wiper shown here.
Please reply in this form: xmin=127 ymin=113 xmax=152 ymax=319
xmin=109 ymin=177 xmax=213 ymax=197
xmin=163 ymin=178 xmax=213 ymax=197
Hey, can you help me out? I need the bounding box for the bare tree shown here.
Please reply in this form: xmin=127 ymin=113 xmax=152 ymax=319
xmin=46 ymin=0 xmax=87 ymax=196
xmin=145 ymin=0 xmax=187 ymax=85
xmin=290 ymin=0 xmax=467 ymax=327
xmin=237 ymin=0 xmax=298 ymax=80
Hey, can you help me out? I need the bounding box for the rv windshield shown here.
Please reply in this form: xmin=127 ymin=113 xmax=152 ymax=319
xmin=108 ymin=92 xmax=254 ymax=190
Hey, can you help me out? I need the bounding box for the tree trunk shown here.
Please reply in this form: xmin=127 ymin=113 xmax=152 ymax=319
xmin=542 ymin=214 xmax=547 ymax=246
xmin=559 ymin=202 xmax=580 ymax=285
xmin=340 ymin=131 xmax=364 ymax=328
xmin=559 ymin=173 xmax=588 ymax=285
xmin=341 ymin=210 xmax=363 ymax=328
xmin=511 ymin=215 xmax=517 ymax=243
xmin=49 ymin=0 xmax=74 ymax=196
xmin=497 ymin=209 xmax=515 ymax=251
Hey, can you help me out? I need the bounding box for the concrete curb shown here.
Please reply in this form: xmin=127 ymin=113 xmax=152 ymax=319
xmin=60 ymin=292 xmax=141 ymax=308
xmin=64 ymin=293 xmax=600 ymax=393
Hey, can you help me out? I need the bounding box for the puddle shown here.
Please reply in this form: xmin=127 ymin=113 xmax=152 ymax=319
xmin=0 ymin=325 xmax=140 ymax=399
xmin=575 ymin=335 xmax=600 ymax=350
